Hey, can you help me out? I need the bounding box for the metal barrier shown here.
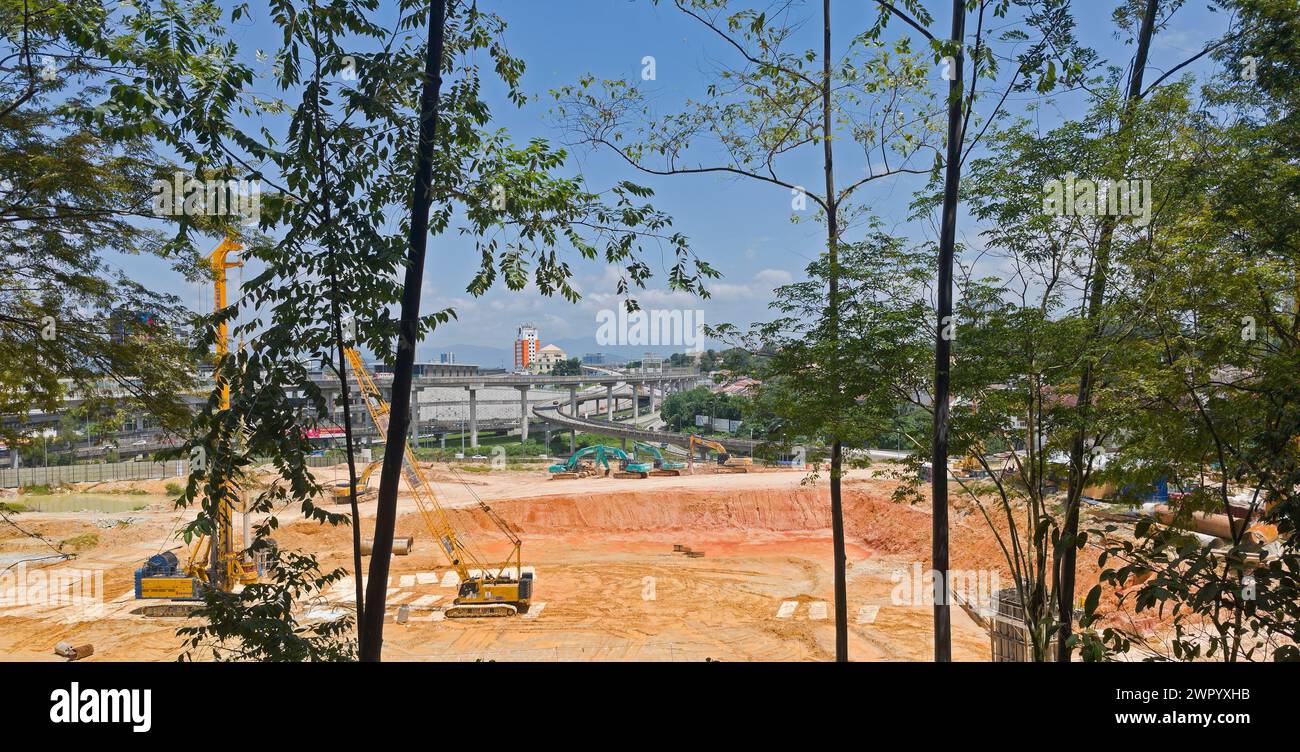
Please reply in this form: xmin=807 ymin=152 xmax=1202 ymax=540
xmin=1 ymin=459 xmax=190 ymax=489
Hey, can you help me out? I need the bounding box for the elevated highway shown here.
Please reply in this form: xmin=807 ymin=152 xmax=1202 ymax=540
xmin=533 ymin=398 xmax=761 ymax=455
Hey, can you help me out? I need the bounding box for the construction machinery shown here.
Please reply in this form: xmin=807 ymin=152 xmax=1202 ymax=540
xmin=686 ymin=434 xmax=752 ymax=474
xmin=135 ymin=238 xmax=269 ymax=610
xmin=329 ymin=460 xmax=382 ymax=503
xmin=345 ymin=347 xmax=532 ymax=617
xmin=632 ymin=441 xmax=687 ymax=477
xmin=548 ymin=444 xmax=654 ymax=479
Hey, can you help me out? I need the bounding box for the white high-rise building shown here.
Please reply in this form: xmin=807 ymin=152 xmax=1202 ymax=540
xmin=514 ymin=324 xmax=539 ymax=371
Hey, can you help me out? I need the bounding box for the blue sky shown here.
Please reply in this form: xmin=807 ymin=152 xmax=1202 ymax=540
xmin=108 ymin=0 xmax=1228 ymax=365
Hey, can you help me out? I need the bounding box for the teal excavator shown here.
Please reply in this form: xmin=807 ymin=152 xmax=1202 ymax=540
xmin=548 ymin=445 xmax=654 ymax=479
xmin=632 ymin=441 xmax=687 ymax=477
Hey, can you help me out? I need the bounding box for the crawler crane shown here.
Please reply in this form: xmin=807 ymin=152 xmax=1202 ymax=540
xmin=345 ymin=348 xmax=532 ymax=617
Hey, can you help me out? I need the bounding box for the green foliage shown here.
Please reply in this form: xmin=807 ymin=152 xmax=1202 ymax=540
xmin=550 ymin=358 xmax=583 ymax=376
xmin=1069 ymin=5 xmax=1300 ymax=660
xmin=660 ymin=387 xmax=748 ymax=433
xmin=179 ymin=549 xmax=356 ymax=662
xmin=0 ymin=1 xmax=209 ymax=451
xmin=728 ymin=231 xmax=932 ymax=458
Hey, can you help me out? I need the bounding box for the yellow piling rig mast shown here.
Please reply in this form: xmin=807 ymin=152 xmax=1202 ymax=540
xmin=344 ymin=347 xmax=532 ymax=617
xmin=136 ymin=238 xmax=261 ymax=604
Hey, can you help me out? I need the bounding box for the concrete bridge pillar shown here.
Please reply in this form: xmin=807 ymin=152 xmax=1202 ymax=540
xmin=606 ymin=383 xmax=614 ymax=421
xmin=468 ymin=387 xmax=478 ymax=448
xmin=632 ymin=382 xmax=640 ymax=421
xmin=569 ymin=386 xmax=578 ymax=452
xmin=518 ymin=385 xmax=530 ymax=443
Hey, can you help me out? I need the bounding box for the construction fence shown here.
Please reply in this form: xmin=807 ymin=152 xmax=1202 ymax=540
xmin=1 ymin=459 xmax=190 ymax=489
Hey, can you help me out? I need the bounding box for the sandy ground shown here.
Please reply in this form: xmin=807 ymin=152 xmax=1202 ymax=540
xmin=0 ymin=465 xmax=1076 ymax=662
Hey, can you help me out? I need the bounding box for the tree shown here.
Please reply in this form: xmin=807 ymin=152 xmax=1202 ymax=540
xmin=735 ymin=228 xmax=932 ymax=492
xmin=0 ymin=0 xmax=224 ymax=452
xmin=1055 ymin=0 xmax=1161 ymax=661
xmin=875 ymin=0 xmax=1093 ymax=659
xmin=551 ymin=357 xmax=583 ymax=376
xmin=1073 ymin=0 xmax=1300 ymax=661
xmin=359 ymin=0 xmax=718 ymax=660
xmin=557 ymin=0 xmax=949 ymax=661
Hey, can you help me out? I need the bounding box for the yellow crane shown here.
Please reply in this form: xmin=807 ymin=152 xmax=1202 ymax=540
xmin=136 ymin=237 xmax=264 ymax=604
xmin=344 ymin=347 xmax=532 ymax=617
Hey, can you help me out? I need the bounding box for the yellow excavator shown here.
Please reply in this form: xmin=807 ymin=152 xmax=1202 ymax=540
xmin=686 ymin=434 xmax=752 ymax=474
xmin=329 ymin=460 xmax=382 ymax=503
xmin=344 ymin=347 xmax=532 ymax=617
xmin=136 ymin=238 xmax=268 ymax=608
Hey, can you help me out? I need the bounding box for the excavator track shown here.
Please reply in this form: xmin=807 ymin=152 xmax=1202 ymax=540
xmin=613 ymin=470 xmax=648 ymax=479
xmin=139 ymin=603 xmax=201 ymax=618
xmin=444 ymin=603 xmax=519 ymax=618
xmin=649 ymin=469 xmax=682 ymax=477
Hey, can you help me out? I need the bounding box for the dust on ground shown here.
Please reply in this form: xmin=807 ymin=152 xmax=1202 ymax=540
xmin=1 ymin=464 xmax=1098 ymax=662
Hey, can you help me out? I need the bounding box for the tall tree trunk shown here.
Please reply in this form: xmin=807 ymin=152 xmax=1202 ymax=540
xmin=931 ymin=0 xmax=965 ymax=663
xmin=331 ymin=315 xmax=365 ymax=642
xmin=820 ymin=0 xmax=848 ymax=662
xmin=359 ymin=0 xmax=447 ymax=662
xmin=309 ymin=15 xmax=367 ymax=646
xmin=1056 ymin=0 xmax=1159 ymax=662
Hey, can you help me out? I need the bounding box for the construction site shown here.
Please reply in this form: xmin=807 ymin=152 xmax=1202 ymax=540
xmin=0 ymin=459 xmax=1027 ymax=662
xmin=3 ymin=216 xmax=1291 ymax=668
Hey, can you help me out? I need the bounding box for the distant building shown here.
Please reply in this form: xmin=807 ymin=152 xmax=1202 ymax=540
xmin=582 ymin=352 xmax=608 ymax=365
xmin=640 ymin=352 xmax=664 ymax=371
xmin=532 ymin=344 xmax=567 ymax=374
xmin=438 ymin=352 xmax=456 ymax=364
xmin=514 ymin=324 xmax=539 ymax=371
xmin=714 ymin=376 xmax=760 ymax=396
